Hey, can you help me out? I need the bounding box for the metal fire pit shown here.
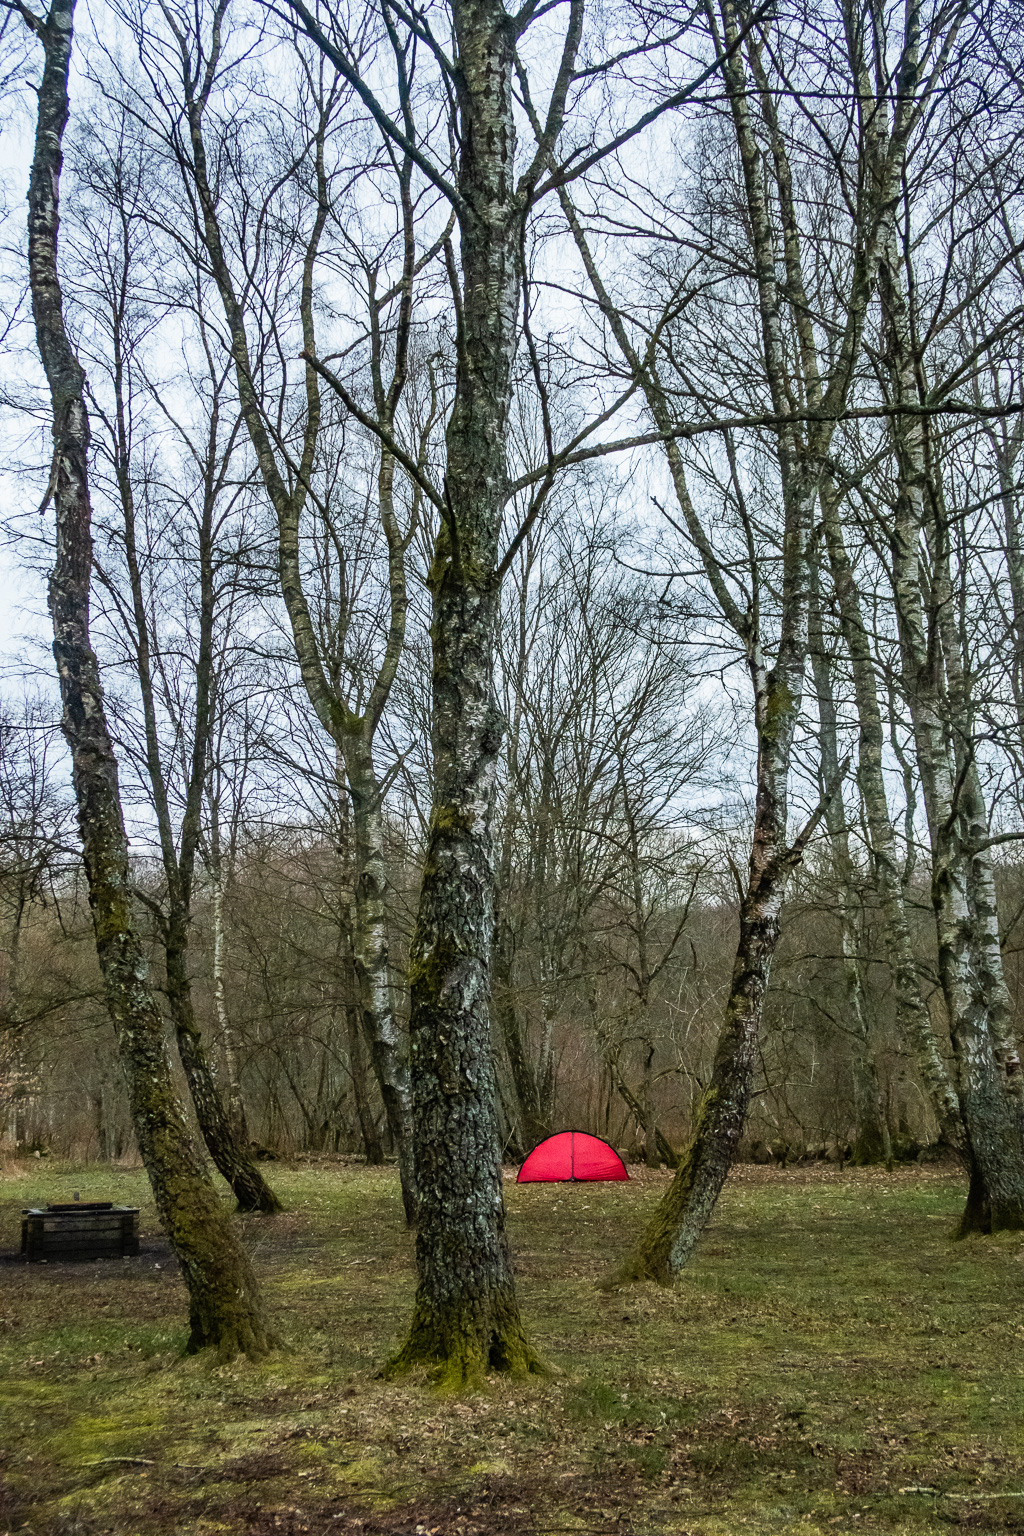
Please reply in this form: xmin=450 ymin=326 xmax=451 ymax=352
xmin=21 ymin=1201 xmax=140 ymax=1262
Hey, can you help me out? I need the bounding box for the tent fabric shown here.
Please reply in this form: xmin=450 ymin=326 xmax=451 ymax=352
xmin=516 ymin=1130 xmax=629 ymax=1183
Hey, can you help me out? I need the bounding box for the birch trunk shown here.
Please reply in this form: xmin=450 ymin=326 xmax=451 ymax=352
xmin=878 ymin=220 xmax=1024 ymax=1231
xmin=346 ymin=741 xmax=416 ymax=1216
xmin=209 ymin=828 xmax=248 ymax=1144
xmin=808 ymin=554 xmax=890 ymax=1165
xmin=599 ymin=0 xmax=866 ymax=1278
xmin=608 ymin=639 xmax=810 ymax=1282
xmin=345 ymin=972 xmax=386 ymax=1164
xmin=386 ymin=0 xmax=544 ymax=1383
xmin=929 ymin=516 xmax=1024 ymax=1117
xmin=25 ymin=0 xmax=274 ymax=1356
xmin=107 ymin=278 xmax=280 ymax=1217
xmin=559 ymin=0 xmax=900 ymax=1276
xmin=165 ymin=920 xmax=282 ymax=1213
xmin=178 ymin=53 xmax=418 ymax=1222
xmin=820 ymin=491 xmax=963 ymax=1147
xmin=989 ymin=424 xmax=1024 ymax=728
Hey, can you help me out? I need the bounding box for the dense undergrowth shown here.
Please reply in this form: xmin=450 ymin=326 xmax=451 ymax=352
xmin=2 ymin=1158 xmax=1023 ymax=1535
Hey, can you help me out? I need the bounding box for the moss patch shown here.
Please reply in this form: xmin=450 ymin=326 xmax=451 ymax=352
xmin=3 ymin=1158 xmax=1024 ymax=1534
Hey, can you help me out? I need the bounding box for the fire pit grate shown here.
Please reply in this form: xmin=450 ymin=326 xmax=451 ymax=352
xmin=21 ymin=1201 xmax=140 ymax=1262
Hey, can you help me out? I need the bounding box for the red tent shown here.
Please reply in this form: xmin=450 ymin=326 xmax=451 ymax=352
xmin=517 ymin=1130 xmax=629 ymax=1183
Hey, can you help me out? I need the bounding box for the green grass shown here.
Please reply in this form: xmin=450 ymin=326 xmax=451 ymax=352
xmin=2 ymin=1157 xmax=1024 ymax=1535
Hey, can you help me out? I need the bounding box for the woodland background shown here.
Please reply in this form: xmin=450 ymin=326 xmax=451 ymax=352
xmin=2 ymin=0 xmax=1024 ymax=1183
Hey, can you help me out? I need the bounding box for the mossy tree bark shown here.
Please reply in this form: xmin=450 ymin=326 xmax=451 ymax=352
xmin=385 ymin=0 xmax=573 ymax=1385
xmin=569 ymin=0 xmax=888 ymax=1281
xmin=22 ymin=0 xmax=275 ymax=1357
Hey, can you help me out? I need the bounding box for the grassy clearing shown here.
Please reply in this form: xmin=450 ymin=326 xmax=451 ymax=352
xmin=2 ymin=1158 xmax=1024 ymax=1536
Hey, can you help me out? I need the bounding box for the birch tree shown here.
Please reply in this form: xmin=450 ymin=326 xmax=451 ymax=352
xmin=849 ymin=0 xmax=1024 ymax=1230
xmin=281 ymin=0 xmax=723 ymax=1378
xmin=102 ymin=1 xmax=430 ymax=1221
xmin=11 ymin=0 xmax=275 ymax=1357
xmin=68 ymin=119 xmax=283 ymax=1212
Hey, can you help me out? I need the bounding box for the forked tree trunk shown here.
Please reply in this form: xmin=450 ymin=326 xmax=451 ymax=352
xmin=25 ymin=0 xmax=274 ymax=1358
xmin=179 ymin=53 xmax=418 ymax=1224
xmin=385 ymin=0 xmax=545 ymax=1385
xmin=105 ymin=251 xmax=281 ymax=1217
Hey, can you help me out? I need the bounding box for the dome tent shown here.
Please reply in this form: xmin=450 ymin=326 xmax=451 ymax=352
xmin=516 ymin=1130 xmax=629 ymax=1183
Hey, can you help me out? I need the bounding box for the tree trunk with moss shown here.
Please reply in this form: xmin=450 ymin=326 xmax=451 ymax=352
xmin=608 ymin=645 xmax=810 ymax=1284
xmin=386 ymin=0 xmax=548 ymax=1386
xmin=25 ymin=0 xmax=274 ymax=1358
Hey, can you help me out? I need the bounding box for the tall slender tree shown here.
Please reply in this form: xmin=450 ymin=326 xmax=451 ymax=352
xmin=13 ymin=0 xmax=275 ymax=1357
